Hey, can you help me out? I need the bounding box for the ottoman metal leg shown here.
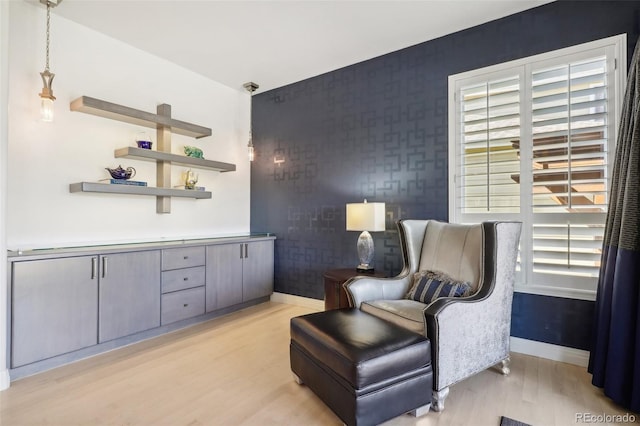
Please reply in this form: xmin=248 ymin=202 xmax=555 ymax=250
xmin=409 ymin=403 xmax=431 ymax=417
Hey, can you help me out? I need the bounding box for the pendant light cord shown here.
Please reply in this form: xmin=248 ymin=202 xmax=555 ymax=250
xmin=44 ymin=3 xmax=51 ymax=71
xmin=248 ymin=90 xmax=253 ymax=143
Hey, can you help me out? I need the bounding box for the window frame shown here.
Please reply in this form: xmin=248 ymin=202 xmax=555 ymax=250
xmin=448 ymin=34 xmax=627 ymax=301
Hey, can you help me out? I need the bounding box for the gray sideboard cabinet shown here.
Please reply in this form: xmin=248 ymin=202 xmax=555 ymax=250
xmin=98 ymin=250 xmax=161 ymax=343
xmin=11 ymin=256 xmax=99 ymax=368
xmin=7 ymin=234 xmax=275 ymax=379
xmin=11 ymin=251 xmax=162 ymax=367
xmin=160 ymin=246 xmax=206 ymax=325
xmin=205 ymin=243 xmax=243 ymax=310
xmin=205 ymin=239 xmax=274 ymax=311
xmin=242 ymin=240 xmax=275 ymax=302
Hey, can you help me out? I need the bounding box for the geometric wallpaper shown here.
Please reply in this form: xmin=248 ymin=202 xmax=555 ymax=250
xmin=251 ymin=1 xmax=640 ymax=349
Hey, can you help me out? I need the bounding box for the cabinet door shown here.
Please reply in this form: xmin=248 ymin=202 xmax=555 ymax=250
xmin=242 ymin=240 xmax=274 ymax=301
xmin=99 ymin=250 xmax=161 ymax=343
xmin=206 ymin=244 xmax=242 ymax=311
xmin=11 ymin=257 xmax=98 ymax=368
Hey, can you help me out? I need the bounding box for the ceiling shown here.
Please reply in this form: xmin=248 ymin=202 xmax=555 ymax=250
xmin=49 ymin=0 xmax=554 ymax=93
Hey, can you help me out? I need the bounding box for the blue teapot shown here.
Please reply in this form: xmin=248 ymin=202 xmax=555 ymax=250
xmin=106 ymin=165 xmax=136 ymax=180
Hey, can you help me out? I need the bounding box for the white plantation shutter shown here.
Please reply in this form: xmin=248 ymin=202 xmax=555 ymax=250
xmin=459 ymin=76 xmax=521 ymax=214
xmin=530 ymin=56 xmax=610 ymax=288
xmin=449 ymin=35 xmax=624 ymax=298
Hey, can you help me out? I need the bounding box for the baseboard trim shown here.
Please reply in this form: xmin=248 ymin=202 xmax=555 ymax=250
xmin=510 ymin=336 xmax=590 ymax=367
xmin=270 ymin=292 xmax=324 ymax=310
xmin=0 ymin=368 xmax=10 ymax=390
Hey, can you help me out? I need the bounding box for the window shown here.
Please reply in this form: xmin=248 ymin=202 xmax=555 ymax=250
xmin=448 ymin=35 xmax=626 ymax=300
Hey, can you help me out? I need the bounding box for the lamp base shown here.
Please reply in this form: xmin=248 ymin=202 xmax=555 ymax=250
xmin=356 ymin=265 xmax=375 ymax=273
xmin=356 ymin=230 xmax=375 ymax=273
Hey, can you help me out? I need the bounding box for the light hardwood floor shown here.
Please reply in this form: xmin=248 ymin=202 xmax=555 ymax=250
xmin=0 ymin=302 xmax=636 ymax=426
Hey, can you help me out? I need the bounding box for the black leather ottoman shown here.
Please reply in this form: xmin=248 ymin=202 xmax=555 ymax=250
xmin=290 ymin=309 xmax=432 ymax=426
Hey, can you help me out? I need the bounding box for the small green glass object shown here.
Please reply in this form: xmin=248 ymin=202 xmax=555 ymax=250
xmin=184 ymin=146 xmax=204 ymax=159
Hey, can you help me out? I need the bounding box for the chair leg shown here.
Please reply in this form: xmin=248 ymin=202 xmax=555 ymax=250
xmin=409 ymin=403 xmax=431 ymax=417
xmin=432 ymin=387 xmax=449 ymax=412
xmin=499 ymin=357 xmax=511 ymax=375
xmin=292 ymin=373 xmax=303 ymax=385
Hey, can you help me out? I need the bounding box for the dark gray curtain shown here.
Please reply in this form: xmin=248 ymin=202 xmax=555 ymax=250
xmin=588 ymin=39 xmax=640 ymax=413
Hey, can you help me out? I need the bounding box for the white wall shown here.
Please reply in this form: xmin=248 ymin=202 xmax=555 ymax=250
xmin=7 ymin=0 xmax=251 ymax=250
xmin=1 ymin=1 xmax=251 ymax=387
xmin=1 ymin=0 xmax=10 ymax=391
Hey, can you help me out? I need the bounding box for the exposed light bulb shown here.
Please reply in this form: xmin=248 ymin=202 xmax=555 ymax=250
xmin=40 ymin=97 xmax=54 ymax=122
xmin=38 ymin=1 xmax=60 ymax=122
xmin=243 ymin=82 xmax=259 ymax=162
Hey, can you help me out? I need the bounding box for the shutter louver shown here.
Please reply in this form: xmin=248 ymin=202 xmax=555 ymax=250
xmin=530 ymin=57 xmax=608 ymax=282
xmin=459 ymin=76 xmax=521 ymax=214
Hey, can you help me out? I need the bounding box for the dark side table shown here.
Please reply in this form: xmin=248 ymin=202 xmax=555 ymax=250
xmin=323 ymin=268 xmax=386 ymax=310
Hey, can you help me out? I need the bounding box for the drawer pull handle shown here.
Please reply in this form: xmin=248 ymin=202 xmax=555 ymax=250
xmin=183 ymin=303 xmax=189 ymax=307
xmin=183 ymin=277 xmax=189 ymax=281
xmin=102 ymin=257 xmax=108 ymax=278
xmin=183 ymin=256 xmax=189 ymax=259
xmin=91 ymin=257 xmax=97 ymax=279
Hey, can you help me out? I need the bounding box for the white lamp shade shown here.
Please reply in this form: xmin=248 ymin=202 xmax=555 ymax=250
xmin=346 ymin=202 xmax=386 ymax=232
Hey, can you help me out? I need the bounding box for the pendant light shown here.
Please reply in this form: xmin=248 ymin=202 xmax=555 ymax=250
xmin=243 ymin=82 xmax=259 ymax=161
xmin=38 ymin=0 xmax=61 ymax=122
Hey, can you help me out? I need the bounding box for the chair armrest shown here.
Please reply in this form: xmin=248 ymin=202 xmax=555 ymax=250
xmin=424 ymin=221 xmax=521 ymax=390
xmin=344 ymin=275 xmax=412 ymax=308
xmin=424 ymin=293 xmax=510 ymax=390
xmin=423 ymin=290 xmax=488 ymax=318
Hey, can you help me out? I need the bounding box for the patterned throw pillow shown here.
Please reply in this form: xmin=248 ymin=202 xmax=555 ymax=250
xmin=405 ymin=270 xmax=472 ymax=304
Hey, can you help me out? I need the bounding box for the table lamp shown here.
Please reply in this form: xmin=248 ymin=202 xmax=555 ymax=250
xmin=346 ymin=199 xmax=386 ymax=272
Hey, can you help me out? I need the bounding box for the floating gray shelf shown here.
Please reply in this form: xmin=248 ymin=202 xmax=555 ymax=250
xmin=114 ymin=147 xmax=236 ymax=172
xmin=69 ymin=182 xmax=212 ymax=199
xmin=69 ymin=96 xmax=228 ymax=213
xmin=70 ymin=96 xmax=212 ymax=139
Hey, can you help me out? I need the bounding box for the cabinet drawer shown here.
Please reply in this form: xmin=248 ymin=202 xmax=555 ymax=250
xmin=162 ymin=247 xmax=205 ymax=270
xmin=161 ymin=286 xmax=205 ymax=325
xmin=162 ymin=266 xmax=205 ymax=293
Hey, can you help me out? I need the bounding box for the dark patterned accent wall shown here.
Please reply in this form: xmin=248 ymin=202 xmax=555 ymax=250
xmin=251 ymin=1 xmax=640 ymax=348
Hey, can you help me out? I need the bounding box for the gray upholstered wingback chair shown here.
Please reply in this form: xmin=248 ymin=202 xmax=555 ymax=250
xmin=344 ymin=220 xmax=522 ymax=412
